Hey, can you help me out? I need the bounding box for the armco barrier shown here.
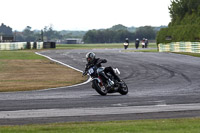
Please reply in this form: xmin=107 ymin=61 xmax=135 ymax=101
xmin=43 ymin=42 xmax=56 ymax=49
xmin=158 ymin=42 xmax=200 ymax=53
xmin=0 ymin=42 xmax=55 ymax=50
xmin=0 ymin=42 xmax=27 ymax=50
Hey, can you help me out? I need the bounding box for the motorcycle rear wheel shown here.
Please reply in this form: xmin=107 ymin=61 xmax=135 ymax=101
xmin=93 ymin=80 xmax=107 ymax=96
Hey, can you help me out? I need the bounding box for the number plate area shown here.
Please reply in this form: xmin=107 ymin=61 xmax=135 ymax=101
xmin=88 ymin=68 xmax=94 ymax=75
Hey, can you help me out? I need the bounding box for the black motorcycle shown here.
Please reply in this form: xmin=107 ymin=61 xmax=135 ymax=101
xmin=83 ymin=65 xmax=128 ymax=96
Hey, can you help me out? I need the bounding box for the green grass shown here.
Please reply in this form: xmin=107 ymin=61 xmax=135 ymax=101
xmin=56 ymin=43 xmax=200 ymax=56
xmin=56 ymin=43 xmax=157 ymax=49
xmin=0 ymin=118 xmax=200 ymax=133
xmin=173 ymin=52 xmax=200 ymax=57
xmin=0 ymin=50 xmax=86 ymax=92
xmin=0 ymin=50 xmax=45 ymax=60
xmin=124 ymin=49 xmax=158 ymax=52
xmin=57 ymin=43 xmax=126 ymax=49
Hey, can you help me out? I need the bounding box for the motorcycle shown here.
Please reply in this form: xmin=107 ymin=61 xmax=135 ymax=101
xmin=83 ymin=65 xmax=128 ymax=96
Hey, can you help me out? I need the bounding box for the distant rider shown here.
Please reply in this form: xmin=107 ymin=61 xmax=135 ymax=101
xmin=124 ymin=38 xmax=129 ymax=49
xmin=135 ymin=38 xmax=140 ymax=49
xmin=83 ymin=52 xmax=121 ymax=86
xmin=145 ymin=39 xmax=148 ymax=48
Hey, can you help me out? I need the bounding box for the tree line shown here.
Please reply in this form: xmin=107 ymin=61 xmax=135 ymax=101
xmin=15 ymin=26 xmax=64 ymax=42
xmin=0 ymin=24 xmax=86 ymax=42
xmin=1 ymin=23 xmax=163 ymax=43
xmin=168 ymin=0 xmax=200 ymax=26
xmin=157 ymin=0 xmax=200 ymax=43
xmin=83 ymin=25 xmax=158 ymax=43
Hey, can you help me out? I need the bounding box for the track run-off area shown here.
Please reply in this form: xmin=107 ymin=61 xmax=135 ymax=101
xmin=0 ymin=48 xmax=200 ymax=125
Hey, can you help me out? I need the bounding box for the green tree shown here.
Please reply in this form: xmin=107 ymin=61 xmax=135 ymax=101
xmin=0 ymin=23 xmax=13 ymax=35
xmin=110 ymin=24 xmax=127 ymax=31
xmin=135 ymin=26 xmax=156 ymax=40
xmin=23 ymin=26 xmax=36 ymax=41
xmin=43 ymin=25 xmax=62 ymax=41
xmin=169 ymin=0 xmax=200 ymax=26
xmin=157 ymin=0 xmax=200 ymax=43
xmin=83 ymin=29 xmax=135 ymax=43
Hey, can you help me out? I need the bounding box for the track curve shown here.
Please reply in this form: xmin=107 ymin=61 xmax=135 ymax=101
xmin=0 ymin=49 xmax=200 ymax=125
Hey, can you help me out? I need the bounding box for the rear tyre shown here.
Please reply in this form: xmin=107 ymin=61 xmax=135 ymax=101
xmin=93 ymin=80 xmax=107 ymax=96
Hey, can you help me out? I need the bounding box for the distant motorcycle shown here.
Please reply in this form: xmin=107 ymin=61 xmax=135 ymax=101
xmin=83 ymin=65 xmax=128 ymax=96
xmin=123 ymin=43 xmax=129 ymax=49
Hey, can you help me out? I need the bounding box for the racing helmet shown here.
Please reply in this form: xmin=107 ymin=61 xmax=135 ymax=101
xmin=86 ymin=52 xmax=95 ymax=63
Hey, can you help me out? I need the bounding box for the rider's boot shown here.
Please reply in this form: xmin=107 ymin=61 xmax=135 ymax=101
xmin=107 ymin=79 xmax=114 ymax=86
xmin=100 ymin=72 xmax=114 ymax=86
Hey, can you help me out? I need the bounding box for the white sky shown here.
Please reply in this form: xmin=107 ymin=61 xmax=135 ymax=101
xmin=0 ymin=0 xmax=172 ymax=31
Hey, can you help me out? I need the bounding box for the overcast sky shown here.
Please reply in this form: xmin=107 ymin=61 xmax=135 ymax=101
xmin=0 ymin=0 xmax=171 ymax=31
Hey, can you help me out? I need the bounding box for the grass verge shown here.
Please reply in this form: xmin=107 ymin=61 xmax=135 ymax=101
xmin=124 ymin=49 xmax=158 ymax=52
xmin=56 ymin=43 xmax=157 ymax=49
xmin=0 ymin=50 xmax=87 ymax=92
xmin=0 ymin=118 xmax=200 ymax=133
xmin=173 ymin=52 xmax=200 ymax=57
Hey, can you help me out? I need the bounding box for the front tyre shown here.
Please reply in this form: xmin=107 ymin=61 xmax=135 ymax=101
xmin=118 ymin=80 xmax=128 ymax=95
xmin=93 ymin=80 xmax=107 ymax=96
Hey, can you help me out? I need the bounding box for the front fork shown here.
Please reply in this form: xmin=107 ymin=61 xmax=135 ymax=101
xmin=92 ymin=77 xmax=103 ymax=87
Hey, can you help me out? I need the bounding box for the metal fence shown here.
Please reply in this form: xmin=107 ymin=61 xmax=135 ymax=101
xmin=0 ymin=42 xmax=55 ymax=50
xmin=158 ymin=42 xmax=200 ymax=53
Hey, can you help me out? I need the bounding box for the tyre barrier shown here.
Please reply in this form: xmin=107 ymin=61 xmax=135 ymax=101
xmin=158 ymin=42 xmax=200 ymax=53
xmin=0 ymin=42 xmax=56 ymax=50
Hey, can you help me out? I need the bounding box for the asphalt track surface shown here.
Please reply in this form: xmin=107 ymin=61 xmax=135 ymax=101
xmin=0 ymin=48 xmax=200 ymax=125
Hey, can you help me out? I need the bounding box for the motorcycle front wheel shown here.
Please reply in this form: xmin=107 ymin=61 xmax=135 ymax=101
xmin=118 ymin=80 xmax=128 ymax=95
xmin=93 ymin=80 xmax=107 ymax=96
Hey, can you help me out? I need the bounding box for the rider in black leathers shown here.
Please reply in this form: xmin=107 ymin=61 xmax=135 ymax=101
xmin=83 ymin=52 xmax=121 ymax=85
